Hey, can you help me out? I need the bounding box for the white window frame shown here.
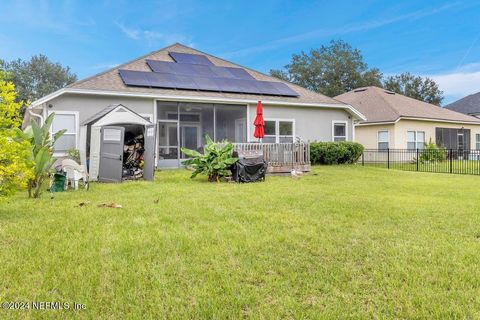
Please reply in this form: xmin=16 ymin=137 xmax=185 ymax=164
xmin=263 ymin=118 xmax=295 ymax=143
xmin=332 ymin=120 xmax=348 ymax=142
xmin=48 ymin=110 xmax=79 ymax=156
xmin=377 ymin=130 xmax=389 ymax=150
xmin=407 ymin=131 xmax=425 ymax=150
xmin=476 ymin=133 xmax=480 ymax=150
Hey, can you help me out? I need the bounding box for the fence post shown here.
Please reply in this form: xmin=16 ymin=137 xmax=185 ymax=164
xmin=361 ymin=152 xmax=364 ymax=166
xmin=387 ymin=148 xmax=390 ymax=169
xmin=416 ymin=148 xmax=419 ymax=171
xmin=449 ymin=149 xmax=453 ymax=174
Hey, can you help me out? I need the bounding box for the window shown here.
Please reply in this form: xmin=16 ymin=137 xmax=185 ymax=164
xmin=263 ymin=119 xmax=294 ymax=143
xmin=51 ymin=112 xmax=77 ymax=152
xmin=407 ymin=131 xmax=425 ymax=150
xmin=476 ymin=134 xmax=480 ymax=150
xmin=378 ymin=131 xmax=389 ymax=150
xmin=332 ymin=122 xmax=347 ymax=141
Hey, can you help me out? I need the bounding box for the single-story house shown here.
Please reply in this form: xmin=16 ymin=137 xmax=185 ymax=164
xmin=445 ymin=92 xmax=480 ymax=118
xmin=335 ymin=86 xmax=480 ymax=150
xmin=24 ymin=43 xmax=365 ymax=181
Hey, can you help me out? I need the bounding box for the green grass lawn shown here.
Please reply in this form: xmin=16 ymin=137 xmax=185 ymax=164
xmin=1 ymin=166 xmax=480 ymax=319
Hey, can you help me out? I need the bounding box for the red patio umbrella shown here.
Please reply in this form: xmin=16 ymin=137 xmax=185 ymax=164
xmin=253 ymin=101 xmax=265 ymax=140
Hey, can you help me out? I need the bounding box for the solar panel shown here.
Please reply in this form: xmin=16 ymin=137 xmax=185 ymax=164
xmin=191 ymin=76 xmax=221 ymax=91
xmin=119 ymin=69 xmax=299 ymax=96
xmin=225 ymin=67 xmax=255 ymax=80
xmin=119 ymin=70 xmax=150 ymax=87
xmin=231 ymin=79 xmax=262 ymax=94
xmin=210 ymin=66 xmax=235 ymax=78
xmin=145 ymin=72 xmax=178 ymax=89
xmin=173 ymin=74 xmax=199 ymax=90
xmin=146 ymin=60 xmax=174 ymax=73
xmin=169 ymin=52 xmax=214 ymax=66
xmin=269 ymin=82 xmax=300 ymax=96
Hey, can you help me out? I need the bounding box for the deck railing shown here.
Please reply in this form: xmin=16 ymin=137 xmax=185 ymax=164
xmin=232 ymin=142 xmax=311 ymax=173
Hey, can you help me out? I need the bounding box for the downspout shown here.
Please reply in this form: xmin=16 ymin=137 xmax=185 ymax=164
xmin=27 ymin=105 xmax=44 ymax=125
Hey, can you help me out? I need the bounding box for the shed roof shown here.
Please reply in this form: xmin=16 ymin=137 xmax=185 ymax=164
xmin=335 ymin=86 xmax=480 ymax=124
xmin=82 ymin=104 xmax=151 ymax=126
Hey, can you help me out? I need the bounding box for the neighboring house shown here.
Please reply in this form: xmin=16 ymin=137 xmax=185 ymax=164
xmin=24 ymin=43 xmax=364 ymax=180
xmin=335 ymin=86 xmax=480 ymax=150
xmin=445 ymin=92 xmax=480 ymax=118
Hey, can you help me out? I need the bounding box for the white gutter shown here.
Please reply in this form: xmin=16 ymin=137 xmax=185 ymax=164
xmin=30 ymin=88 xmax=367 ymax=121
xmin=356 ymin=116 xmax=480 ymax=126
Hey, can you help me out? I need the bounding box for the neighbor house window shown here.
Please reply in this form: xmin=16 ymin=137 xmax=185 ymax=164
xmin=407 ymin=131 xmax=425 ymax=150
xmin=332 ymin=122 xmax=347 ymax=141
xmin=263 ymin=119 xmax=294 ymax=143
xmin=378 ymin=131 xmax=389 ymax=150
xmin=51 ymin=112 xmax=78 ymax=153
xmin=476 ymin=134 xmax=480 ymax=150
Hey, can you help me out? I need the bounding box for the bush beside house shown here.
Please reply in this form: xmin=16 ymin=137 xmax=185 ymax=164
xmin=310 ymin=141 xmax=364 ymax=165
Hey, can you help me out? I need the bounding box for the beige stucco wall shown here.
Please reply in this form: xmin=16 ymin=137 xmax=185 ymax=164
xmin=395 ymin=119 xmax=480 ymax=149
xmin=354 ymin=123 xmax=395 ymax=149
xmin=355 ymin=119 xmax=480 ymax=149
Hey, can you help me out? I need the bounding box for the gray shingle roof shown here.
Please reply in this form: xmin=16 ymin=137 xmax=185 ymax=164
xmin=444 ymin=92 xmax=480 ymax=115
xmin=69 ymin=43 xmax=344 ymax=106
xmin=335 ymin=86 xmax=480 ymax=124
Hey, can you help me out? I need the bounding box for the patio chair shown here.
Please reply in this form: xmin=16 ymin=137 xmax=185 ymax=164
xmin=61 ymin=159 xmax=89 ymax=190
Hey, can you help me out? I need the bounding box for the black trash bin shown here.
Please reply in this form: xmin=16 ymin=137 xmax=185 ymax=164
xmin=232 ymin=156 xmax=267 ymax=183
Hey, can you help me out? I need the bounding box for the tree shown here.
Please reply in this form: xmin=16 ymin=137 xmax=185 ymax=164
xmin=270 ymin=40 xmax=382 ymax=97
xmin=16 ymin=113 xmax=65 ymax=198
xmin=383 ymin=72 xmax=444 ymax=105
xmin=0 ymin=54 xmax=77 ymax=110
xmin=0 ymin=71 xmax=33 ymax=198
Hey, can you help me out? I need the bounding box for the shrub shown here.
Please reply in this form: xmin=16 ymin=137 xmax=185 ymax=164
xmin=310 ymin=141 xmax=364 ymax=165
xmin=16 ymin=113 xmax=66 ymax=198
xmin=67 ymin=148 xmax=81 ymax=163
xmin=419 ymin=139 xmax=447 ymax=163
xmin=181 ymin=135 xmax=238 ymax=182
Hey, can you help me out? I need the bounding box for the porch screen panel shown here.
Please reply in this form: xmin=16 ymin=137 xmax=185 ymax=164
xmin=214 ymin=104 xmax=247 ymax=142
xmin=157 ymin=101 xmax=178 ymax=119
xmin=179 ymin=102 xmax=214 ymax=155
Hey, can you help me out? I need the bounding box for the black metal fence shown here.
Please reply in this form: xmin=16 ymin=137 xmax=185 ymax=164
xmin=360 ymin=149 xmax=480 ymax=175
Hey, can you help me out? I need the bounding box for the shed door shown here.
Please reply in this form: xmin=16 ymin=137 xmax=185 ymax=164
xmin=143 ymin=124 xmax=156 ymax=181
xmin=99 ymin=126 xmax=125 ymax=183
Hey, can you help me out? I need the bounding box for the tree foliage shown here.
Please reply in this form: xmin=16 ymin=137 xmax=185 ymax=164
xmin=383 ymin=72 xmax=444 ymax=106
xmin=16 ymin=113 xmax=66 ymax=198
xmin=0 ymin=54 xmax=77 ymax=107
xmin=270 ymin=40 xmax=383 ymax=97
xmin=0 ymin=71 xmax=33 ymax=198
xmin=270 ymin=40 xmax=444 ymax=105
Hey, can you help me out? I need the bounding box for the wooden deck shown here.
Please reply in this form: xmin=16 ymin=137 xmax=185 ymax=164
xmin=233 ymin=142 xmax=311 ymax=173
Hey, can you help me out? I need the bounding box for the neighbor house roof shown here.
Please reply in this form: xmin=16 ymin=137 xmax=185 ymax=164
xmin=335 ymin=86 xmax=480 ymax=124
xmin=444 ymin=92 xmax=480 ymax=115
xmin=67 ymin=43 xmax=342 ymax=106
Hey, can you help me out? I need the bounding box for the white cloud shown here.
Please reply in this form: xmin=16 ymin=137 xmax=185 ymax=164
xmin=425 ymin=63 xmax=480 ymax=103
xmin=115 ymin=22 xmax=141 ymax=40
xmin=115 ymin=21 xmax=192 ymax=47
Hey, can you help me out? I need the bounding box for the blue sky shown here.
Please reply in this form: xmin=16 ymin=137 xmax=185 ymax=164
xmin=1 ymin=0 xmax=480 ymax=104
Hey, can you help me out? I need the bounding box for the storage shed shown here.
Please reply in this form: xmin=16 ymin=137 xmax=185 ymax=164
xmin=81 ymin=104 xmax=156 ymax=182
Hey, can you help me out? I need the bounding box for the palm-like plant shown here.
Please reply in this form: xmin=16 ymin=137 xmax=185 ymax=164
xmin=181 ymin=135 xmax=238 ymax=182
xmin=16 ymin=113 xmax=65 ymax=198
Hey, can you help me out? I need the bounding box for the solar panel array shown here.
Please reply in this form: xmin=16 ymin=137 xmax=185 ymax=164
xmin=119 ymin=52 xmax=299 ymax=97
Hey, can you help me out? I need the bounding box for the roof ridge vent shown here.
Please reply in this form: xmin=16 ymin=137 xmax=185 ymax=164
xmin=354 ymin=88 xmax=367 ymax=92
xmin=384 ymin=90 xmax=395 ymax=95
